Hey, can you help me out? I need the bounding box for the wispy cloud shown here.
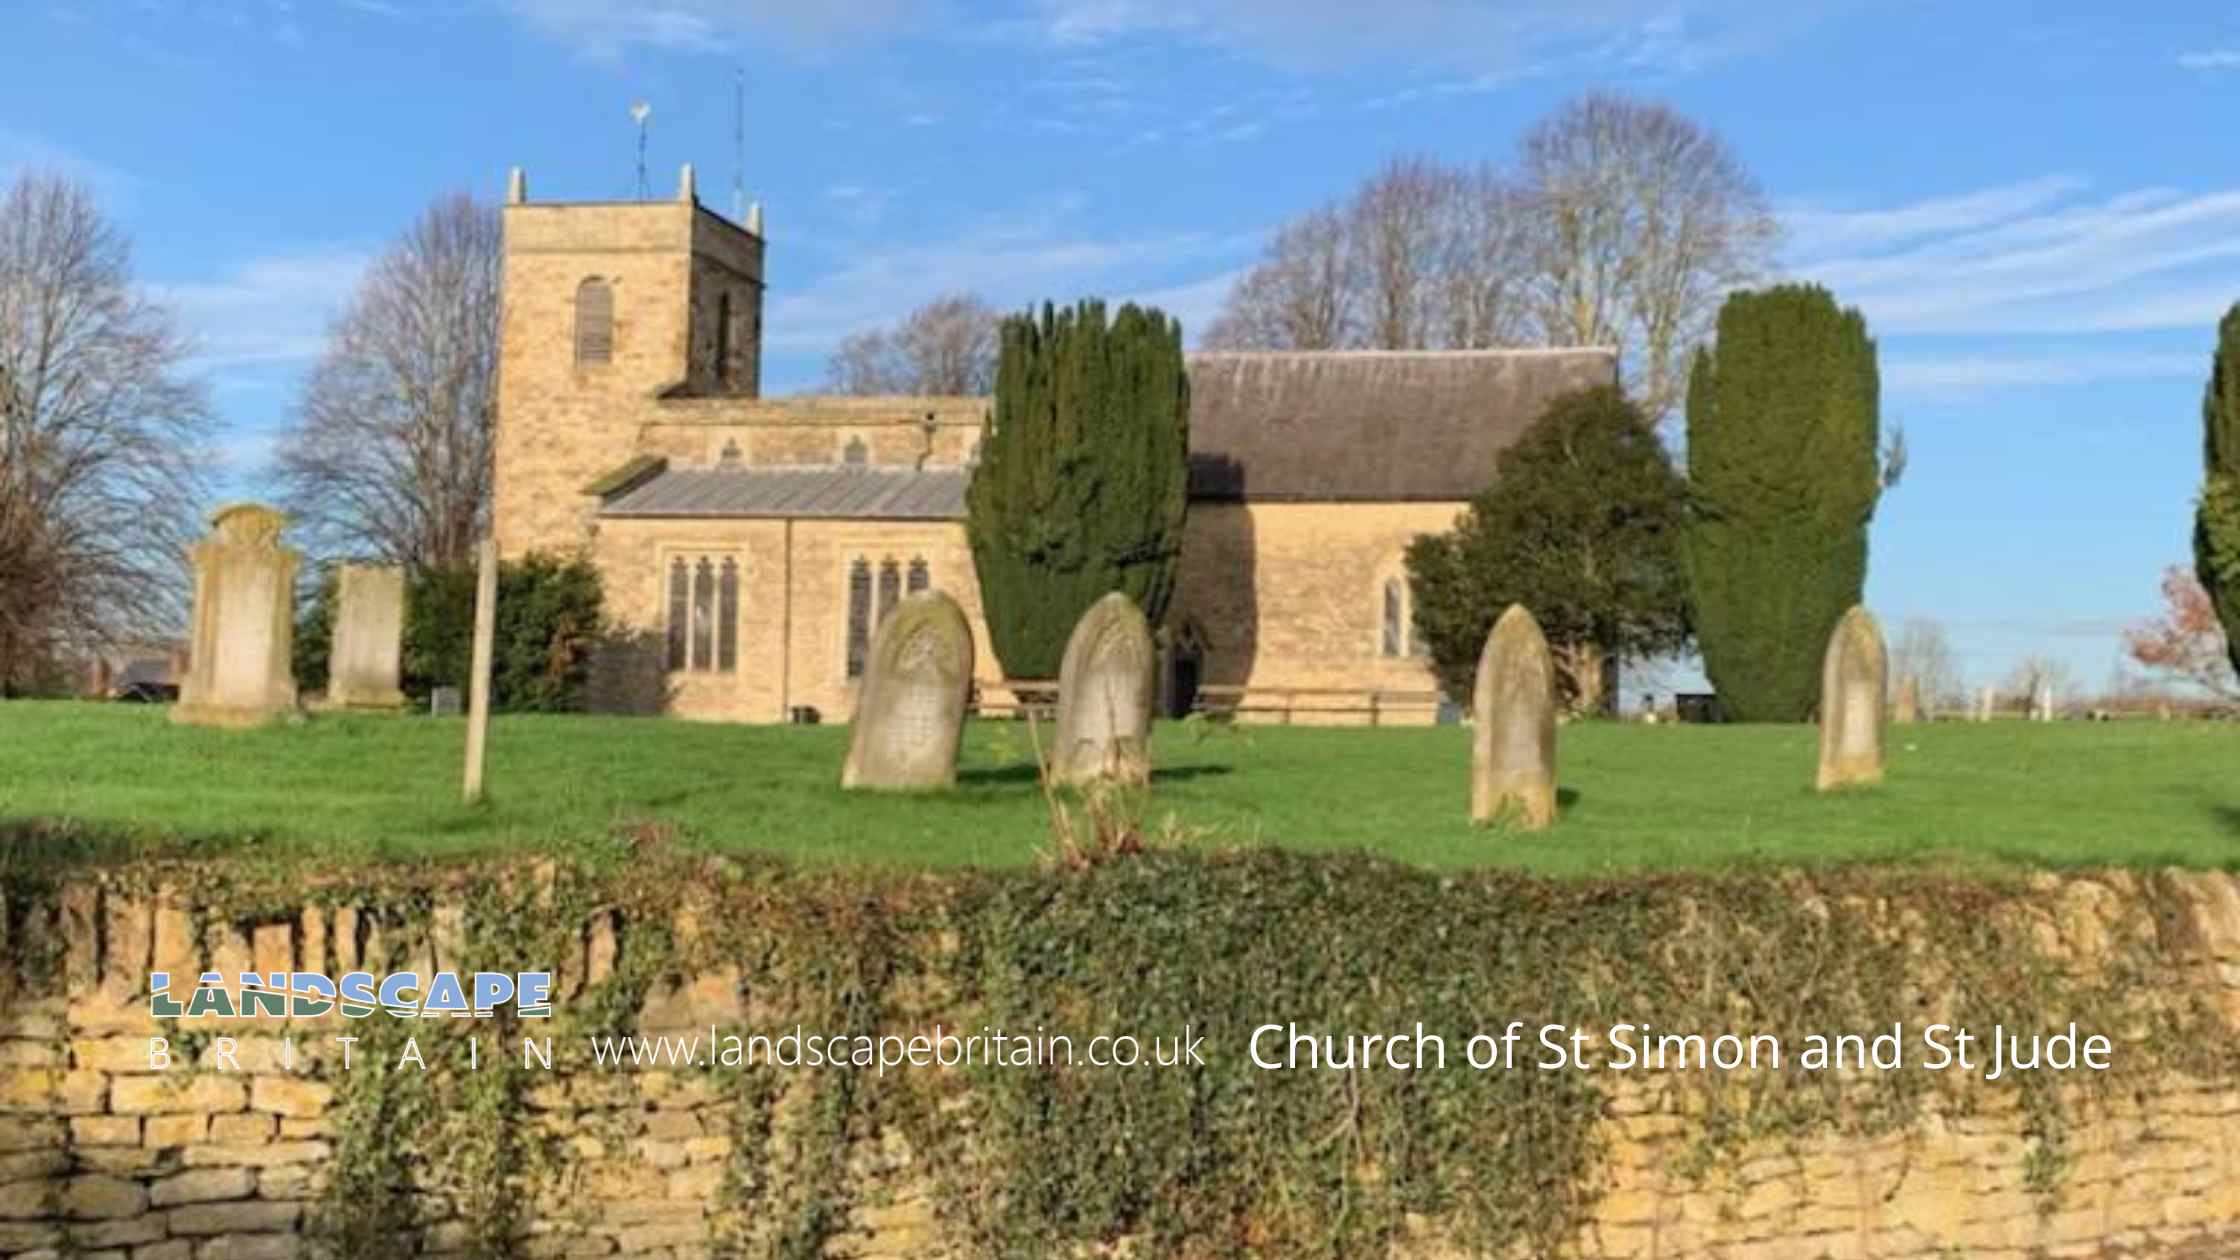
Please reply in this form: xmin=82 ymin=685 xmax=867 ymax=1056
xmin=766 ymin=194 xmax=1225 ymax=356
xmin=2178 ymin=49 xmax=2240 ymax=70
xmin=497 ymin=0 xmax=932 ymax=54
xmin=1014 ymin=0 xmax=1854 ymax=77
xmin=0 ymin=129 xmax=131 ymax=200
xmin=1786 ymin=178 xmax=2240 ymax=337
xmin=150 ymin=249 xmax=368 ymax=370
xmin=1881 ymin=351 xmax=2200 ymax=397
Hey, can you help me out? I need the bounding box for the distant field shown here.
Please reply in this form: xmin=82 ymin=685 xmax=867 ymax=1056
xmin=2 ymin=700 xmax=2237 ymax=874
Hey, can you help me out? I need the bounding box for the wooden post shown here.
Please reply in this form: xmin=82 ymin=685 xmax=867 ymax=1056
xmin=462 ymin=537 xmax=497 ymax=804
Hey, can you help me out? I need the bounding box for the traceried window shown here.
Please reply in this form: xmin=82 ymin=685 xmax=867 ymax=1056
xmin=575 ymin=278 xmax=614 ymax=365
xmin=843 ymin=436 xmax=869 ymax=467
xmin=664 ymin=553 xmax=740 ymax=674
xmin=906 ymin=558 xmax=929 ymax=595
xmin=845 ymin=559 xmax=872 ymax=679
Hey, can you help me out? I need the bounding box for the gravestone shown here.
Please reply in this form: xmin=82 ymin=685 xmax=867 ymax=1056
xmin=2034 ymin=683 xmax=2056 ymax=723
xmin=325 ymin=564 xmax=407 ymax=709
xmin=1893 ymin=674 xmax=1922 ymax=724
xmin=1471 ymin=604 xmax=1557 ymax=829
xmin=1051 ymin=592 xmax=1156 ymax=787
xmin=842 ymin=590 xmax=974 ymax=791
xmin=173 ymin=504 xmax=301 ymax=728
xmin=1976 ymin=686 xmax=1995 ymax=723
xmin=1816 ymin=605 xmax=1887 ymax=791
xmin=430 ymin=687 xmax=463 ymax=717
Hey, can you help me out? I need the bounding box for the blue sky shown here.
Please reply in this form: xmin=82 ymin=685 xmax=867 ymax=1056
xmin=6 ymin=0 xmax=2240 ymax=693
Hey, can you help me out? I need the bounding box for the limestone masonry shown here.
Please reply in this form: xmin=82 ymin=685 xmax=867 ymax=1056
xmin=6 ymin=871 xmax=2240 ymax=1257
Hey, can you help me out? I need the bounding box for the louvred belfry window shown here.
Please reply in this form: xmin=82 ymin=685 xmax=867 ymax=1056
xmin=575 ymin=278 xmax=614 ymax=365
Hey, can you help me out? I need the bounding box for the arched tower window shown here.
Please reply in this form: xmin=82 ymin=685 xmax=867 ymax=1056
xmin=574 ymin=278 xmax=614 ymax=365
xmin=843 ymin=436 xmax=868 ymax=467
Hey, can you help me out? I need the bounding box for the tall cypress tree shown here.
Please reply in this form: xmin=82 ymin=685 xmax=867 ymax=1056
xmin=1682 ymin=284 xmax=1882 ymax=722
xmin=2194 ymin=304 xmax=2240 ymax=675
xmin=966 ymin=300 xmax=1189 ymax=679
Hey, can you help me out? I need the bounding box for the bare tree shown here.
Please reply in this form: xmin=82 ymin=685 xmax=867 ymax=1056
xmin=824 ymin=293 xmax=998 ymax=395
xmin=2001 ymin=654 xmax=2076 ymax=710
xmin=0 ymin=172 xmax=213 ymax=693
xmin=1519 ymin=92 xmax=1779 ymax=420
xmin=1204 ymin=158 xmax=1527 ymax=352
xmin=1210 ymin=96 xmax=1775 ymax=417
xmin=272 ymin=192 xmax=500 ymax=571
xmin=1891 ymin=617 xmax=1965 ymax=713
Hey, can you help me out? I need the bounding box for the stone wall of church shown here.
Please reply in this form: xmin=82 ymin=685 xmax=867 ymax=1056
xmin=1168 ymin=501 xmax=1463 ymax=722
xmin=589 ymin=518 xmax=991 ymax=725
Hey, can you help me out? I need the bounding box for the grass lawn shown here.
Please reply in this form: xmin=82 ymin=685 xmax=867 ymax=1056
xmin=3 ymin=699 xmax=2239 ymax=874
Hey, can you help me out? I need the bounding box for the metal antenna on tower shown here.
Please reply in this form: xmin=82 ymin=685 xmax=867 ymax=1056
xmin=731 ymin=68 xmax=746 ymax=225
xmin=630 ymin=101 xmax=652 ymax=199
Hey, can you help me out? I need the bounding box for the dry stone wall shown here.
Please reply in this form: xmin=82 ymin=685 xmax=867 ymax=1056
xmin=4 ymin=871 xmax=2240 ymax=1258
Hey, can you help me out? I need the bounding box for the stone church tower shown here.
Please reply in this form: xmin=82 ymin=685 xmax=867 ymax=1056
xmin=491 ymin=165 xmax=766 ymax=556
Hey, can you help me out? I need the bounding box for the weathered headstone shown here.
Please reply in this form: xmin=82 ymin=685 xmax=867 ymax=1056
xmin=1816 ymin=605 xmax=1887 ymax=791
xmin=430 ymin=687 xmax=463 ymax=717
xmin=2034 ymin=683 xmax=2056 ymax=723
xmin=173 ymin=504 xmax=300 ymax=728
xmin=1893 ymin=674 xmax=1922 ymax=724
xmin=325 ymin=564 xmax=407 ymax=709
xmin=1471 ymin=604 xmax=1557 ymax=829
xmin=1976 ymin=686 xmax=1995 ymax=723
xmin=1051 ymin=592 xmax=1156 ymax=787
xmin=842 ymin=591 xmax=974 ymax=791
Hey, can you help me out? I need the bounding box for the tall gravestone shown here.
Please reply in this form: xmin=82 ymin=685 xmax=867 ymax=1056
xmin=1816 ymin=605 xmax=1887 ymax=791
xmin=173 ymin=504 xmax=300 ymax=728
xmin=1471 ymin=604 xmax=1558 ymax=829
xmin=1051 ymin=592 xmax=1156 ymax=787
xmin=842 ymin=591 xmax=974 ymax=792
xmin=325 ymin=564 xmax=407 ymax=709
xmin=1893 ymin=674 xmax=1922 ymax=724
xmin=1976 ymin=686 xmax=1995 ymax=723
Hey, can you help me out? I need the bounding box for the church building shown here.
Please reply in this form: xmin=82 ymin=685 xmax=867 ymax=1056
xmin=490 ymin=167 xmax=1615 ymax=724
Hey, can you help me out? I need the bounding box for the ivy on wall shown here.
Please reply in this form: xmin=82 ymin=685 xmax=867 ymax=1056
xmin=5 ymin=838 xmax=2236 ymax=1259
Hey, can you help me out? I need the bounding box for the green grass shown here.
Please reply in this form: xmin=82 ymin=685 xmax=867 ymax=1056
xmin=4 ymin=699 xmax=2239 ymax=874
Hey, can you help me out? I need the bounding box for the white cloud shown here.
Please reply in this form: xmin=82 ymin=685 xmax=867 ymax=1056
xmin=766 ymin=195 xmax=1224 ymax=356
xmin=1786 ymin=179 xmax=2240 ymax=337
xmin=1121 ymin=269 xmax=1241 ymax=344
xmin=2178 ymin=49 xmax=2240 ymax=70
xmin=0 ymin=130 xmax=131 ymax=200
xmin=150 ymin=249 xmax=368 ymax=369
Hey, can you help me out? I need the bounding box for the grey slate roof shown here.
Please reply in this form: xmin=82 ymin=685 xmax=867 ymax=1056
xmin=602 ymin=467 xmax=970 ymax=520
xmin=599 ymin=347 xmax=1618 ymax=520
xmin=1181 ymin=348 xmax=1619 ymax=502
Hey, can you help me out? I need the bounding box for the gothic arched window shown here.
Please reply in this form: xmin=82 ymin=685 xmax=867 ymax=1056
xmin=843 ymin=436 xmax=869 ymax=467
xmin=846 ymin=559 xmax=872 ymax=679
xmin=717 ymin=558 xmax=740 ymax=672
xmin=666 ymin=557 xmax=689 ymax=671
xmin=906 ymin=558 xmax=929 ymax=595
xmin=877 ymin=559 xmax=902 ymax=626
xmin=575 ymin=278 xmax=614 ymax=365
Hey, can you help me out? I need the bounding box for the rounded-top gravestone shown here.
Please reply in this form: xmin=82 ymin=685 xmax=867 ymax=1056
xmin=842 ymin=590 xmax=975 ymax=792
xmin=1051 ymin=592 xmax=1156 ymax=787
xmin=1816 ymin=605 xmax=1887 ymax=791
xmin=1471 ymin=603 xmax=1558 ymax=830
xmin=173 ymin=503 xmax=301 ymax=729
